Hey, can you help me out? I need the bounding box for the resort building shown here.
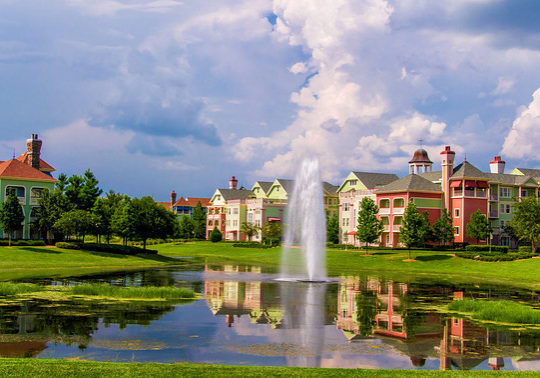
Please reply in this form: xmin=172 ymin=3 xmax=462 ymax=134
xmin=0 ymin=134 xmax=57 ymax=239
xmin=164 ymin=190 xmax=211 ymax=218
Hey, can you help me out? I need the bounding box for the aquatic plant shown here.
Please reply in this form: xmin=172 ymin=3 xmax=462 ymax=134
xmin=0 ymin=282 xmax=42 ymax=296
xmin=448 ymin=299 xmax=540 ymax=324
xmin=67 ymin=283 xmax=196 ymax=300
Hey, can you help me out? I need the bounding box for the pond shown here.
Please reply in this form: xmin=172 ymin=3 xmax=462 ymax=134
xmin=1 ymin=264 xmax=539 ymax=371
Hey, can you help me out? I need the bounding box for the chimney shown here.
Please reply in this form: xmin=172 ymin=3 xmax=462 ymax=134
xmin=490 ymin=156 xmax=505 ymax=174
xmin=229 ymin=176 xmax=238 ymax=190
xmin=440 ymin=146 xmax=456 ymax=211
xmin=26 ymin=134 xmax=42 ymax=170
xmin=170 ymin=190 xmax=177 ymax=205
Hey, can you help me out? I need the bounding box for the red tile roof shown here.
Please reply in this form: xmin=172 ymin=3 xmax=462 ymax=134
xmin=0 ymin=159 xmax=57 ymax=182
xmin=16 ymin=153 xmax=55 ymax=172
xmin=173 ymin=197 xmax=211 ymax=207
xmin=157 ymin=201 xmax=173 ymax=211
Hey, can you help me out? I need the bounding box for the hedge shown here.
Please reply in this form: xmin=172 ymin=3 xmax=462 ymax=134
xmin=0 ymin=240 xmax=46 ymax=247
xmin=55 ymin=242 xmax=157 ymax=255
xmin=465 ymin=245 xmax=509 ymax=253
xmin=455 ymin=251 xmax=534 ymax=261
xmin=232 ymin=242 xmax=271 ymax=249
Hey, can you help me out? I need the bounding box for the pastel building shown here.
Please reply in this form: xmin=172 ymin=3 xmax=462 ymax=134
xmin=0 ymin=134 xmax=57 ymax=240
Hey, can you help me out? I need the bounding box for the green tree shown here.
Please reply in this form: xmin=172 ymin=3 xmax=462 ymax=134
xmin=509 ymin=197 xmax=540 ymax=253
xmin=0 ymin=193 xmax=25 ymax=246
xmin=177 ymin=215 xmax=194 ymax=239
xmin=399 ymin=202 xmax=428 ymax=260
xmin=262 ymin=222 xmax=282 ymax=246
xmin=64 ymin=169 xmax=103 ymax=210
xmin=210 ymin=226 xmax=222 ymax=242
xmin=356 ymin=197 xmax=384 ymax=255
xmin=466 ymin=209 xmax=491 ymax=244
xmin=326 ymin=212 xmax=339 ymax=244
xmin=240 ymin=222 xmax=260 ymax=242
xmin=54 ymin=209 xmax=97 ymax=242
xmin=432 ymin=208 xmax=455 ymax=246
xmin=111 ymin=197 xmax=132 ymax=245
xmin=192 ymin=202 xmax=206 ymax=239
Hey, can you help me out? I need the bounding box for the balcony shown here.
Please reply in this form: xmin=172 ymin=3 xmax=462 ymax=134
xmin=383 ymin=225 xmax=390 ymax=232
xmin=379 ymin=208 xmax=391 ymax=215
xmin=392 ymin=225 xmax=401 ymax=232
xmin=490 ymin=194 xmax=499 ymax=201
xmin=392 ymin=207 xmax=405 ymax=215
xmin=489 ymin=211 xmax=499 ymax=218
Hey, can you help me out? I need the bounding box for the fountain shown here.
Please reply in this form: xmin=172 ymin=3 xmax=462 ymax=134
xmin=279 ymin=157 xmax=330 ymax=282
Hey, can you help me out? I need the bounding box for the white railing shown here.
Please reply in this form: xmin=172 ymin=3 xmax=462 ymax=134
xmin=393 ymin=207 xmax=405 ymax=215
xmin=392 ymin=225 xmax=401 ymax=232
xmin=379 ymin=208 xmax=391 ymax=215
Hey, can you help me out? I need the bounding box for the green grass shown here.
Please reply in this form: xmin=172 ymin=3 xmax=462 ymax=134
xmin=448 ymin=299 xmax=540 ymax=324
xmin=0 ymin=282 xmax=42 ymax=296
xmin=0 ymin=245 xmax=180 ymax=281
xmin=156 ymin=242 xmax=540 ymax=291
xmin=0 ymin=359 xmax=532 ymax=377
xmin=67 ymin=283 xmax=196 ymax=300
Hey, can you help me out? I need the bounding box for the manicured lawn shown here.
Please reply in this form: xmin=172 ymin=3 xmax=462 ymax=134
xmin=0 ymin=245 xmax=179 ymax=281
xmin=157 ymin=242 xmax=540 ymax=290
xmin=0 ymin=359 xmax=532 ymax=377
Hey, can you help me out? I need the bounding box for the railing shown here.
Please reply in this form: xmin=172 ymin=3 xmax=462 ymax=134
xmin=383 ymin=225 xmax=390 ymax=232
xmin=379 ymin=208 xmax=391 ymax=215
xmin=393 ymin=207 xmax=405 ymax=215
xmin=17 ymin=196 xmax=25 ymax=205
xmin=464 ymin=189 xmax=475 ymax=197
xmin=489 ymin=194 xmax=499 ymax=201
xmin=392 ymin=225 xmax=401 ymax=232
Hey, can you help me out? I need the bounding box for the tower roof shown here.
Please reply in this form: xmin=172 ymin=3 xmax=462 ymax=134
xmin=409 ymin=149 xmax=433 ymax=164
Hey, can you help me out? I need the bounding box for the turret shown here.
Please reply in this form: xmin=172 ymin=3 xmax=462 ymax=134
xmin=440 ymin=146 xmax=455 ymax=211
xmin=490 ymin=156 xmax=505 ymax=174
xmin=409 ymin=148 xmax=433 ymax=174
xmin=26 ymin=134 xmax=42 ymax=170
xmin=229 ymin=176 xmax=238 ymax=190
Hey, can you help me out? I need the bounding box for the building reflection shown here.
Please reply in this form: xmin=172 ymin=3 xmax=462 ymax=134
xmin=204 ymin=266 xmax=540 ymax=371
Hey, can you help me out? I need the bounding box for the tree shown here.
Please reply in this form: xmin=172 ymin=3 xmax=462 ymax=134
xmin=0 ymin=193 xmax=25 ymax=246
xmin=326 ymin=212 xmax=339 ymax=244
xmin=111 ymin=197 xmax=132 ymax=245
xmin=262 ymin=222 xmax=282 ymax=246
xmin=64 ymin=170 xmax=103 ymax=210
xmin=432 ymin=208 xmax=455 ymax=246
xmin=356 ymin=197 xmax=384 ymax=255
xmin=54 ymin=209 xmax=97 ymax=242
xmin=509 ymin=197 xmax=540 ymax=253
xmin=210 ymin=226 xmax=222 ymax=242
xmin=399 ymin=202 xmax=428 ymax=260
xmin=177 ymin=215 xmax=194 ymax=239
xmin=466 ymin=209 xmax=491 ymax=244
xmin=240 ymin=221 xmax=260 ymax=241
xmin=191 ymin=201 xmax=206 ymax=239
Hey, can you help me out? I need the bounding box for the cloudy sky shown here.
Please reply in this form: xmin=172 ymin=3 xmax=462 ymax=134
xmin=2 ymin=0 xmax=540 ymax=200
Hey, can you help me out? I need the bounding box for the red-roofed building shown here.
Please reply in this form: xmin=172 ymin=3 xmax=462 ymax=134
xmin=0 ymin=134 xmax=57 ymax=240
xmin=164 ymin=190 xmax=211 ymax=218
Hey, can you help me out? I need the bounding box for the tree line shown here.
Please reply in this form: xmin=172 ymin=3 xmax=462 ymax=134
xmin=0 ymin=169 xmax=206 ymax=249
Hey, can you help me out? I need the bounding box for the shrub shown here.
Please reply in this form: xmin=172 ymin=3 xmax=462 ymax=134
xmin=82 ymin=243 xmax=157 ymax=255
xmin=518 ymin=245 xmax=532 ymax=253
xmin=232 ymin=242 xmax=271 ymax=249
xmin=465 ymin=245 xmax=508 ymax=253
xmin=210 ymin=227 xmax=222 ymax=243
xmin=0 ymin=240 xmax=47 ymax=246
xmin=455 ymin=251 xmax=533 ymax=261
xmin=55 ymin=241 xmax=82 ymax=250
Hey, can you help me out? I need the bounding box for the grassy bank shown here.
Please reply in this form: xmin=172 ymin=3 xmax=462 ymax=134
xmin=157 ymin=242 xmax=540 ymax=290
xmin=0 ymin=359 xmax=533 ymax=377
xmin=448 ymin=299 xmax=540 ymax=324
xmin=0 ymin=245 xmax=179 ymax=281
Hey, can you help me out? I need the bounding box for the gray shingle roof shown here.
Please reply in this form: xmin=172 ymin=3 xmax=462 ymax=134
xmin=419 ymin=170 xmax=442 ymax=182
xmin=514 ymin=168 xmax=540 ymax=177
xmin=253 ymin=181 xmax=273 ymax=194
xmin=351 ymin=171 xmax=399 ymax=189
xmin=218 ymin=188 xmax=253 ymax=201
xmin=275 ymin=179 xmax=295 ymax=193
xmin=322 ymin=182 xmax=339 ymax=196
xmin=376 ymin=174 xmax=442 ymax=193
xmin=486 ymin=173 xmax=539 ymax=186
xmin=451 ymin=161 xmax=488 ymax=179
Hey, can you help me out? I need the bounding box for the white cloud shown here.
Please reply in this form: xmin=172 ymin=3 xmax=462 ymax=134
xmin=491 ymin=77 xmax=515 ymax=96
xmin=502 ymin=88 xmax=540 ymax=160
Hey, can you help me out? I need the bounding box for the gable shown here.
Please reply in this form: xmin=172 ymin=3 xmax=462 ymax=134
xmin=338 ymin=172 xmax=367 ymax=193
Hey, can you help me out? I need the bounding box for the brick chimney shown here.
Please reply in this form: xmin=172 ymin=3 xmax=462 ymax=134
xmin=229 ymin=176 xmax=238 ymax=190
xmin=170 ymin=190 xmax=177 ymax=205
xmin=26 ymin=134 xmax=42 ymax=170
xmin=490 ymin=156 xmax=505 ymax=174
xmin=440 ymin=146 xmax=456 ymax=211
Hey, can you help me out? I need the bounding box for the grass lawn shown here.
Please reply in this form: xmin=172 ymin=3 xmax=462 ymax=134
xmin=0 ymin=359 xmax=533 ymax=377
xmin=157 ymin=242 xmax=540 ymax=291
xmin=0 ymin=245 xmax=179 ymax=281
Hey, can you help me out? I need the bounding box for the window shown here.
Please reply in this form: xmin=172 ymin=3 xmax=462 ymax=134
xmin=379 ymin=199 xmax=390 ymax=208
xmin=386 ymin=234 xmax=390 ymax=243
xmin=6 ymin=186 xmax=25 ymax=198
xmin=233 ymin=208 xmax=239 ymax=214
xmin=455 ymin=226 xmax=460 ymax=235
xmin=393 ymin=198 xmax=404 ymax=208
xmin=248 ymin=214 xmax=253 ymax=223
xmin=521 ymin=190 xmax=528 ymax=197
xmin=349 ymin=180 xmax=357 ymax=186
xmin=500 ymin=204 xmax=511 ymax=214
xmin=500 ymin=220 xmax=505 ymax=228
xmin=208 ymin=220 xmax=213 ymax=226
xmin=500 ymin=187 xmax=511 ymax=198
xmin=215 ymin=220 xmax=219 ymax=226
xmin=276 ymin=187 xmax=280 ymax=192
xmin=233 ymin=220 xmax=238 ymax=227
xmin=501 ymin=236 xmax=510 ymax=246
xmin=380 ymin=217 xmax=389 ymax=225
xmin=454 ymin=208 xmax=460 ymax=218
xmin=343 ymin=203 xmax=350 ymax=211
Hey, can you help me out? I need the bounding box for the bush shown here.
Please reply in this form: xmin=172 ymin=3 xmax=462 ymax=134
xmin=518 ymin=245 xmax=533 ymax=253
xmin=210 ymin=227 xmax=222 ymax=243
xmin=232 ymin=242 xmax=271 ymax=249
xmin=55 ymin=241 xmax=82 ymax=250
xmin=455 ymin=251 xmax=534 ymax=261
xmin=465 ymin=245 xmax=508 ymax=253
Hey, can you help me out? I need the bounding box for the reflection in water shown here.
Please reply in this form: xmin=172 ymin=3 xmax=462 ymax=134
xmin=280 ymin=282 xmax=327 ymax=367
xmin=1 ymin=266 xmax=539 ymax=370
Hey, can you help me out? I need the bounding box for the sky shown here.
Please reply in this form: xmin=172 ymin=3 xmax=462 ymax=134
xmin=2 ymin=0 xmax=540 ymax=200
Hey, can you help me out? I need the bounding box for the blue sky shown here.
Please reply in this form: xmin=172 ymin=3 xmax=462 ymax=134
xmin=2 ymin=0 xmax=540 ymax=200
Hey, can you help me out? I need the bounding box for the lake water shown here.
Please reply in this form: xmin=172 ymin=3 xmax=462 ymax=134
xmin=1 ymin=264 xmax=539 ymax=371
